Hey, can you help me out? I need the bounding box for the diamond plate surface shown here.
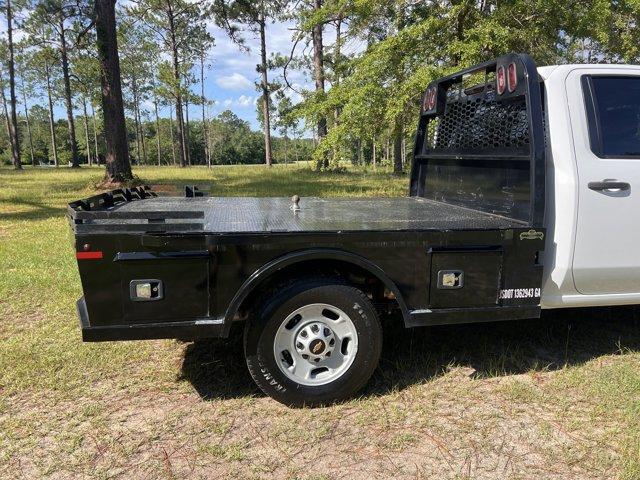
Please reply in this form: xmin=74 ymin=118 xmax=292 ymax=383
xmin=115 ymin=196 xmax=523 ymax=233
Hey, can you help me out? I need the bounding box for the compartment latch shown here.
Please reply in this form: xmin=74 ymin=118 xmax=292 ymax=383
xmin=130 ymin=280 xmax=163 ymax=301
xmin=437 ymin=270 xmax=464 ymax=289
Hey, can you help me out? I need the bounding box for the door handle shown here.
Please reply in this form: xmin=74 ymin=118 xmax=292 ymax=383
xmin=588 ymin=181 xmax=630 ymax=191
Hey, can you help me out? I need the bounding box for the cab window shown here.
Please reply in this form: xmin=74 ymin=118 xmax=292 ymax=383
xmin=583 ymin=76 xmax=640 ymax=158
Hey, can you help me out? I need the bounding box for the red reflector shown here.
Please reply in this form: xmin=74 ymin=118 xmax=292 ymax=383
xmin=427 ymin=88 xmax=436 ymax=110
xmin=497 ymin=66 xmax=506 ymax=95
xmin=76 ymin=251 xmax=103 ymax=260
xmin=507 ymin=62 xmax=517 ymax=92
xmin=423 ymin=87 xmax=436 ymax=111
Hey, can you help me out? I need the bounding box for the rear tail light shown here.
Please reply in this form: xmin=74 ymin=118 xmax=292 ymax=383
xmin=497 ymin=66 xmax=506 ymax=95
xmin=423 ymin=87 xmax=437 ymax=111
xmin=507 ymin=62 xmax=517 ymax=92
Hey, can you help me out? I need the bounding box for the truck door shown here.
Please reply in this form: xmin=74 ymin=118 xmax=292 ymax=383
xmin=567 ymin=69 xmax=640 ymax=295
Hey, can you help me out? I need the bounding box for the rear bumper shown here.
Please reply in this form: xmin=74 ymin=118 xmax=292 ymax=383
xmin=76 ymin=297 xmax=226 ymax=342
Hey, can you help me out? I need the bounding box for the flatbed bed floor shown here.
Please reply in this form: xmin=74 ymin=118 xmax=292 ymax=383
xmin=113 ymin=196 xmax=525 ymax=233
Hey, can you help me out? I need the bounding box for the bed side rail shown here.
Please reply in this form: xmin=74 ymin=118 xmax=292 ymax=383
xmin=67 ymin=186 xmax=205 ymax=234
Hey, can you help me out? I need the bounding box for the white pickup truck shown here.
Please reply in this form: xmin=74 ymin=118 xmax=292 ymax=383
xmin=539 ymin=64 xmax=640 ymax=308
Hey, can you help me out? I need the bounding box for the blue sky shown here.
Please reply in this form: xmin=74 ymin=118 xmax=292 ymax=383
xmin=9 ymin=14 xmax=310 ymax=133
xmin=188 ymin=19 xmax=310 ymax=132
xmin=195 ymin=19 xmax=364 ymax=132
xmin=10 ymin=10 xmax=364 ymax=135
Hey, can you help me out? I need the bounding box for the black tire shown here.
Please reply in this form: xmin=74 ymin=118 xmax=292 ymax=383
xmin=244 ymin=279 xmax=382 ymax=407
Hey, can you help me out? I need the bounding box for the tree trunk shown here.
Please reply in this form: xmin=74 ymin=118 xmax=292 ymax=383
xmin=0 ymin=71 xmax=12 ymax=143
xmin=283 ymin=129 xmax=288 ymax=164
xmin=154 ymin=94 xmax=161 ymax=166
xmin=169 ymin=105 xmax=176 ymax=165
xmin=82 ymin=97 xmax=92 ymax=165
xmin=131 ymin=74 xmax=141 ymax=163
xmin=393 ymin=2 xmax=405 ymax=175
xmin=200 ymin=52 xmax=210 ymax=168
xmin=139 ymin=111 xmax=147 ymax=164
xmin=59 ymin=17 xmax=79 ymax=167
xmin=95 ymin=0 xmax=132 ymax=183
xmin=91 ymin=103 xmax=99 ymax=163
xmin=259 ymin=10 xmax=272 ymax=166
xmin=166 ymin=2 xmax=187 ymax=167
xmin=6 ymin=0 xmax=21 ymax=169
xmin=205 ymin=119 xmax=212 ymax=166
xmin=44 ymin=57 xmax=58 ymax=167
xmin=184 ymin=96 xmax=191 ymax=165
xmin=372 ymin=136 xmax=376 ymax=170
xmin=20 ymin=74 xmax=35 ymax=166
xmin=333 ymin=17 xmax=342 ymax=125
xmin=393 ymin=120 xmax=403 ymax=174
xmin=312 ymin=0 xmax=327 ymax=169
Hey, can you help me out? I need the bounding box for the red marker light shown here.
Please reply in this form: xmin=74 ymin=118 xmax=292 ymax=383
xmin=423 ymin=87 xmax=436 ymax=112
xmin=497 ymin=66 xmax=506 ymax=95
xmin=427 ymin=88 xmax=436 ymax=110
xmin=507 ymin=62 xmax=517 ymax=92
xmin=76 ymin=251 xmax=103 ymax=260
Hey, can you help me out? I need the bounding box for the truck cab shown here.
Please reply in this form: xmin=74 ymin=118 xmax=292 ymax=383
xmin=539 ymin=64 xmax=640 ymax=308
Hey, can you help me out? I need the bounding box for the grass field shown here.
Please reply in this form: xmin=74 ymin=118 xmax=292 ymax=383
xmin=1 ymin=164 xmax=639 ymax=479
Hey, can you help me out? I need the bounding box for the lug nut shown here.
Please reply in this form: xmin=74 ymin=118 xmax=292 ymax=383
xmin=311 ymin=325 xmax=319 ymax=333
xmin=314 ymin=358 xmax=320 ymax=363
xmin=329 ymin=339 xmax=335 ymax=346
xmin=300 ymin=330 xmax=308 ymax=338
xmin=323 ymin=328 xmax=330 ymax=337
xmin=302 ymin=354 xmax=309 ymax=359
xmin=296 ymin=342 xmax=303 ymax=350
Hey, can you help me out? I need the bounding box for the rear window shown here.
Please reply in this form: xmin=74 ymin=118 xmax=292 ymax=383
xmin=584 ymin=76 xmax=640 ymax=157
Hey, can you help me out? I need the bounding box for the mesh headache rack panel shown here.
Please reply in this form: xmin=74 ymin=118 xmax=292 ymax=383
xmin=67 ymin=186 xmax=205 ymax=234
xmin=424 ymin=95 xmax=530 ymax=155
xmin=410 ymin=53 xmax=545 ymax=227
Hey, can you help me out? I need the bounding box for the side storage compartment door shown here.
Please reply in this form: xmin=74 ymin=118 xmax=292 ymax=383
xmin=428 ymin=249 xmax=503 ymax=309
xmin=116 ymin=235 xmax=211 ymax=323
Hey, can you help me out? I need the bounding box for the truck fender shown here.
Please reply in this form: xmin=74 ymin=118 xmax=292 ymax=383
xmin=223 ymin=249 xmax=410 ymax=326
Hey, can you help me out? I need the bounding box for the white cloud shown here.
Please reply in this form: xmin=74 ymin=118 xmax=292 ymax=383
xmin=237 ymin=95 xmax=253 ymax=107
xmin=216 ymin=73 xmax=253 ymax=90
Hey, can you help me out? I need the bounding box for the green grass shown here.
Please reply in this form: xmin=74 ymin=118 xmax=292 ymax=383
xmin=1 ymin=164 xmax=639 ymax=479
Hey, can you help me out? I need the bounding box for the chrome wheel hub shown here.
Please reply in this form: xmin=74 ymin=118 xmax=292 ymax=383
xmin=294 ymin=321 xmax=336 ymax=363
xmin=273 ymin=303 xmax=358 ymax=386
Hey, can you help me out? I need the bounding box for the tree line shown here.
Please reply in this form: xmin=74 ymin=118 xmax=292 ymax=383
xmin=1 ymin=0 xmax=638 ymax=182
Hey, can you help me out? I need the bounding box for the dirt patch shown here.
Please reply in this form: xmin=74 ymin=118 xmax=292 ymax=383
xmin=150 ymin=184 xmax=182 ymax=194
xmin=0 ymin=364 xmax=628 ymax=480
xmin=92 ymin=175 xmax=146 ymax=191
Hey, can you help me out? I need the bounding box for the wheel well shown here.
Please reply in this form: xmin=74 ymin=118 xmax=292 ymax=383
xmin=235 ymin=259 xmax=403 ymax=321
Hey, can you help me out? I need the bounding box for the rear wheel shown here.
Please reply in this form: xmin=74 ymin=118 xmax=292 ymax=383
xmin=244 ymin=280 xmax=382 ymax=407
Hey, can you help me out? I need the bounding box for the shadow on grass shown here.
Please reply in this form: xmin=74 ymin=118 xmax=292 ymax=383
xmin=180 ymin=305 xmax=640 ymax=402
xmin=0 ymin=198 xmax=64 ymax=221
xmin=179 ymin=325 xmax=259 ymax=400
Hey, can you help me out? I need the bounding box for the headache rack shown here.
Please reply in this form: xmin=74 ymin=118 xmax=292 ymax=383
xmin=410 ymin=53 xmax=545 ymax=227
xmin=67 ymin=186 xmax=205 ymax=234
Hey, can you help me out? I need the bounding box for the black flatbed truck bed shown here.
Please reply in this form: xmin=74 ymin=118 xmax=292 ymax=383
xmin=69 ymin=54 xmax=547 ymax=406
